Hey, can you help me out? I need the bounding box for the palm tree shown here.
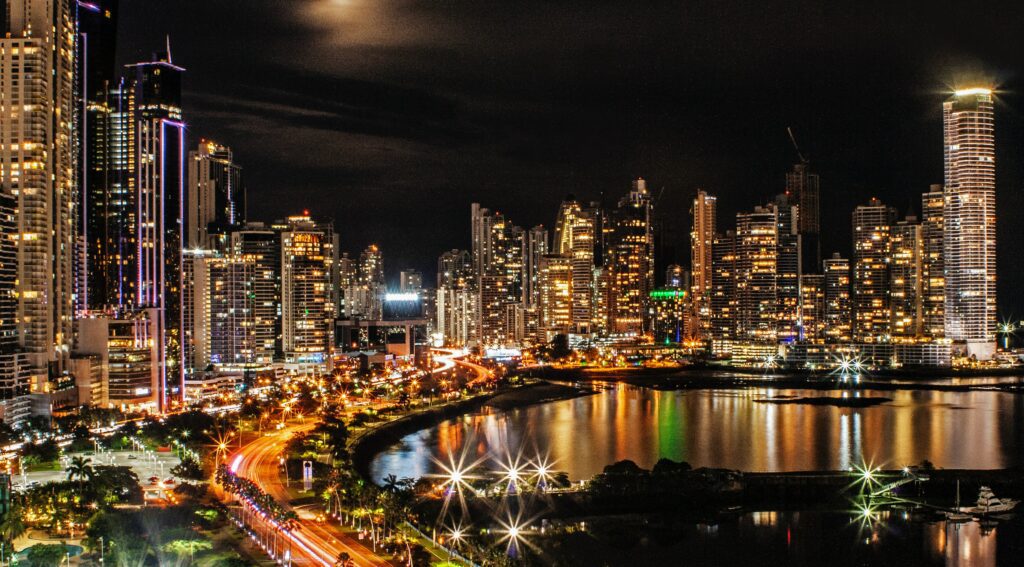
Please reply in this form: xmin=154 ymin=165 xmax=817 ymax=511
xmin=382 ymin=474 xmax=401 ymax=493
xmin=66 ymin=456 xmax=95 ymax=492
xmin=0 ymin=502 xmax=27 ymax=549
xmin=335 ymin=551 xmax=352 ymax=567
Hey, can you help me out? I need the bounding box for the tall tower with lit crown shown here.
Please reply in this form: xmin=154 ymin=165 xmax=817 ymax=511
xmin=943 ymin=88 xmax=996 ymax=358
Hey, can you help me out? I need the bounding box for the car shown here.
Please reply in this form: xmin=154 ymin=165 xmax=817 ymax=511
xmin=164 ymin=478 xmax=175 ymax=485
xmin=127 ymin=455 xmax=137 ymax=460
xmin=149 ymin=476 xmax=160 ymax=483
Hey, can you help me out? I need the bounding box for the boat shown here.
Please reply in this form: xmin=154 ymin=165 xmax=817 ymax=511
xmin=961 ymin=486 xmax=1019 ymax=515
xmin=946 ymin=480 xmax=974 ymax=522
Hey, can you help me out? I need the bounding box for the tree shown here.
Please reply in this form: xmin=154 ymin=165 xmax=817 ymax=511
xmin=335 ymin=551 xmax=352 ymax=567
xmin=0 ymin=502 xmax=27 ymax=547
xmin=26 ymin=544 xmax=67 ymax=567
xmin=549 ymin=334 xmax=572 ymax=360
xmin=66 ymin=456 xmax=96 ymax=491
xmin=171 ymin=457 xmax=205 ymax=480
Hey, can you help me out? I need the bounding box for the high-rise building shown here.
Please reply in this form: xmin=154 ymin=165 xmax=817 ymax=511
xmin=230 ymin=225 xmax=281 ymax=360
xmin=943 ymin=88 xmax=996 ymax=358
xmin=522 ymin=226 xmax=548 ymax=308
xmin=78 ymin=0 xmax=123 ymax=313
xmin=281 ymin=215 xmax=338 ymax=365
xmin=709 ymin=231 xmax=737 ymax=353
xmin=852 ymin=198 xmax=896 ymax=342
xmin=399 ymin=269 xmax=423 ymax=293
xmin=774 ymin=195 xmax=801 ymax=342
xmin=188 ymin=140 xmax=244 ymax=250
xmin=798 ymin=274 xmax=825 ymax=342
xmin=921 ymin=186 xmax=945 ymax=339
xmin=554 ymin=198 xmax=595 ymax=333
xmin=208 ymin=255 xmax=258 ymax=366
xmin=538 ymin=254 xmax=573 ymax=337
xmin=735 ymin=206 xmax=778 ymax=344
xmin=607 ymin=178 xmax=654 ymax=334
xmin=823 ymin=253 xmax=852 ymax=343
xmin=690 ymin=190 xmax=716 ymax=335
xmin=128 ymin=48 xmax=185 ymax=411
xmin=470 ymin=203 xmax=494 ymax=277
xmin=890 ymin=216 xmax=923 ymax=338
xmin=786 ymin=163 xmax=821 ymax=274
xmin=360 ymin=245 xmax=385 ymax=318
xmin=437 ymin=249 xmax=472 ymax=289
xmin=1 ymin=0 xmax=78 ymax=412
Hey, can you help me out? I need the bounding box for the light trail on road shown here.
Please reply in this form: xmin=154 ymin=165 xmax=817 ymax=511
xmin=228 ymin=423 xmax=393 ymax=567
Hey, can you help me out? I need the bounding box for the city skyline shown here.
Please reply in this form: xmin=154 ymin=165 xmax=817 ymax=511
xmin=113 ymin=1 xmax=1024 ymax=316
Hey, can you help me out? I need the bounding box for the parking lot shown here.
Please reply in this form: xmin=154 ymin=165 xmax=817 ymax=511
xmin=17 ymin=447 xmax=182 ymax=494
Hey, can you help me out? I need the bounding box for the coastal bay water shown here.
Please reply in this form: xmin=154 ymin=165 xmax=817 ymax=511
xmin=369 ymin=380 xmax=1024 ymax=481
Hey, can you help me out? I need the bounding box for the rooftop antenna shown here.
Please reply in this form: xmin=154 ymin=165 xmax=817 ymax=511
xmin=787 ymin=126 xmax=808 ymax=164
xmin=166 ymin=35 xmax=173 ymax=64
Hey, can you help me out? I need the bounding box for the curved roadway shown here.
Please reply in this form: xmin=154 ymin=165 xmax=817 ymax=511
xmin=228 ymin=423 xmax=392 ymax=567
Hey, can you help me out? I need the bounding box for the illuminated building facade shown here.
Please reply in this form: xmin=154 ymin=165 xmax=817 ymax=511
xmin=650 ymin=289 xmax=687 ymax=344
xmin=1 ymin=0 xmax=78 ymax=413
xmin=921 ymin=186 xmax=945 ymax=338
xmin=554 ymin=198 xmax=595 ymax=333
xmin=472 ymin=207 xmax=524 ymax=346
xmin=852 ymin=198 xmax=895 ymax=342
xmin=890 ymin=216 xmax=923 ymax=338
xmin=523 ymin=225 xmax=548 ymax=308
xmin=230 ymin=225 xmax=281 ymax=360
xmin=538 ymin=254 xmax=572 ymax=337
xmin=709 ymin=231 xmax=736 ymax=353
xmin=607 ymin=178 xmax=654 ymax=334
xmin=735 ymin=206 xmax=778 ymax=344
xmin=823 ymin=253 xmax=852 ymax=342
xmin=798 ymin=274 xmax=825 ymax=342
xmin=437 ymin=249 xmax=472 ymax=288
xmin=774 ymin=195 xmax=801 ymax=342
xmin=78 ymin=0 xmax=127 ymax=312
xmin=128 ymin=50 xmax=185 ymax=411
xmin=77 ymin=309 xmax=160 ymax=408
xmin=690 ymin=190 xmax=716 ymax=335
xmin=943 ymin=88 xmax=996 ymax=358
xmin=281 ymin=215 xmax=338 ymax=364
xmin=208 ymin=255 xmax=258 ymax=366
xmin=188 ymin=140 xmax=244 ymax=250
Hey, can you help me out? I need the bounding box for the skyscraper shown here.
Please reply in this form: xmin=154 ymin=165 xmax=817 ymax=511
xmin=786 ymin=163 xmax=821 ymax=274
xmin=1 ymin=0 xmax=78 ymax=413
xmin=735 ymin=206 xmax=778 ymax=344
xmin=852 ymin=198 xmax=896 ymax=342
xmin=607 ymin=178 xmax=654 ymax=334
xmin=522 ymin=226 xmax=548 ymax=308
xmin=890 ymin=216 xmax=923 ymax=338
xmin=823 ymin=253 xmax=852 ymax=343
xmin=230 ymin=225 xmax=281 ymax=360
xmin=709 ymin=231 xmax=736 ymax=353
xmin=128 ymin=48 xmax=185 ymax=411
xmin=554 ymin=198 xmax=595 ymax=333
xmin=943 ymin=88 xmax=996 ymax=358
xmin=921 ymin=186 xmax=945 ymax=339
xmin=690 ymin=190 xmax=716 ymax=335
xmin=188 ymin=140 xmax=244 ymax=250
xmin=77 ymin=0 xmax=122 ymax=312
xmin=281 ymin=214 xmax=338 ymax=365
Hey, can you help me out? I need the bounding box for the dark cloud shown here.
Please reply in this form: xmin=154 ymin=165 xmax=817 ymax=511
xmin=119 ymin=0 xmax=1024 ymax=310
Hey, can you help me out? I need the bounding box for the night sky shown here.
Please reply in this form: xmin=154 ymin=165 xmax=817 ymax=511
xmin=118 ymin=1 xmax=1024 ymax=316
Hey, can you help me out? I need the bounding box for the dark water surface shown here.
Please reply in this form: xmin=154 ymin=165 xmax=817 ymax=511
xmin=370 ymin=381 xmax=1024 ymax=481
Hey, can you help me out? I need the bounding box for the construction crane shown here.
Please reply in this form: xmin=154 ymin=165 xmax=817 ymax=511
xmin=787 ymin=126 xmax=808 ymax=164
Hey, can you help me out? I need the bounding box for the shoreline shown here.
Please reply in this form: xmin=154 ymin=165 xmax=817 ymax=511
xmin=523 ymin=365 xmax=1024 ymax=393
xmin=349 ymin=381 xmax=592 ymax=484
